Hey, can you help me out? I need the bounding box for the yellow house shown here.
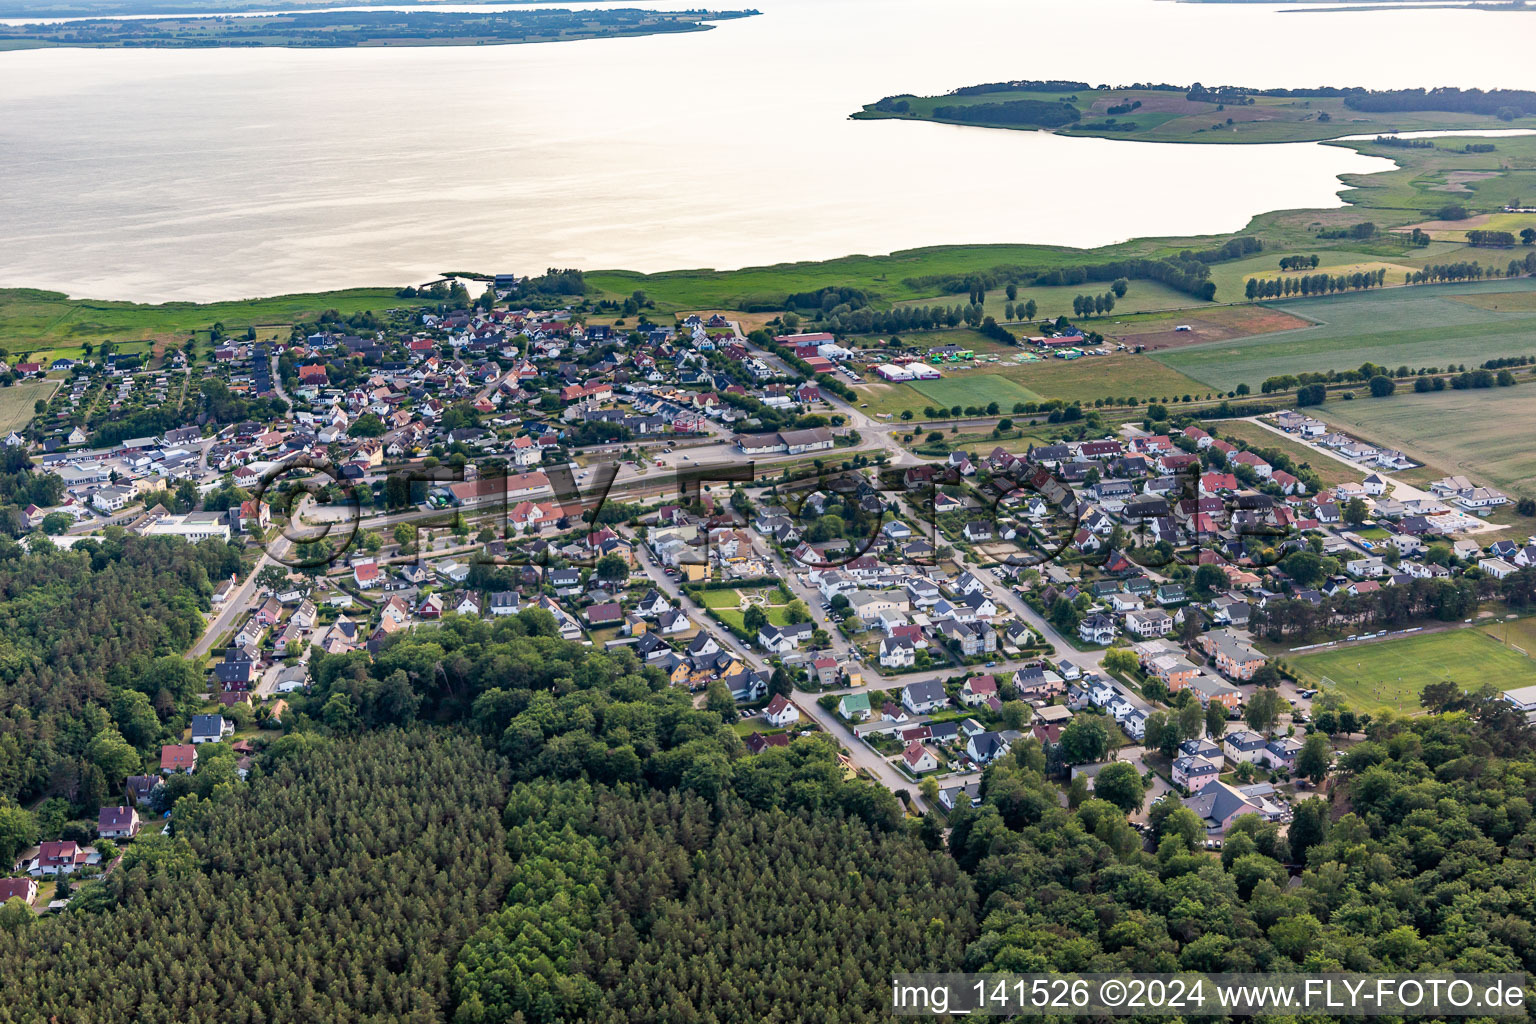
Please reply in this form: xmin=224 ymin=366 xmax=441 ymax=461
xmin=683 ymin=563 xmax=708 ymax=582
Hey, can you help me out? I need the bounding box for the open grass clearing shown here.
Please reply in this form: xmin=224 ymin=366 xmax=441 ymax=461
xmin=1446 ymin=290 xmax=1536 ymax=313
xmin=1290 ymin=628 xmax=1535 ymax=715
xmin=1154 ymin=279 xmax=1536 ymax=392
xmin=1316 ymin=386 xmax=1536 ymax=499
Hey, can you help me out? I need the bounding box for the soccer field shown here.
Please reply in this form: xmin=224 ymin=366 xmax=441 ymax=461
xmin=1153 ymin=280 xmax=1536 ymax=392
xmin=1290 ymin=628 xmax=1536 ymax=715
xmin=909 ymin=374 xmax=1042 ymax=411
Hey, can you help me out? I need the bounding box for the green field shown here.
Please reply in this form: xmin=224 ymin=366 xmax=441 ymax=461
xmin=1316 ymin=384 xmax=1536 ymax=498
xmin=904 ymin=278 xmax=1206 ymax=324
xmin=0 ymin=286 xmax=428 ymax=356
xmin=0 ymin=379 xmax=59 ymax=434
xmin=1153 ymin=279 xmax=1536 ymax=392
xmin=1291 ymin=628 xmax=1536 ymax=715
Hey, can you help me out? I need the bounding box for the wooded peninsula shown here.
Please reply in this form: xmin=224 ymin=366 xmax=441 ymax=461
xmin=854 ymin=82 xmax=1536 ymax=145
xmin=0 ymin=7 xmax=755 ymax=50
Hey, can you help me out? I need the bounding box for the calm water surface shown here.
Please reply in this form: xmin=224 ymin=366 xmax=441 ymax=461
xmin=0 ymin=0 xmax=1528 ymax=301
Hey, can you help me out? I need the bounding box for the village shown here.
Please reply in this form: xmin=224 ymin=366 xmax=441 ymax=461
xmin=4 ymin=290 xmax=1536 ymax=912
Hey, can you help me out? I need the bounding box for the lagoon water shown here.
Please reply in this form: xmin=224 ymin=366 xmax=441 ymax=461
xmin=0 ymin=0 xmax=1529 ymax=301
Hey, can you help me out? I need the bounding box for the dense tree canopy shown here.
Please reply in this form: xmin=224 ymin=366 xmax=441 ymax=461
xmin=0 ymin=532 xmax=241 ymax=805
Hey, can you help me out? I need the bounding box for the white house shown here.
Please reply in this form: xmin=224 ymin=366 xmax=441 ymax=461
xmin=190 ymin=714 xmax=233 ymax=744
xmin=879 ymin=635 xmax=915 ymax=668
xmin=902 ymin=680 xmax=948 ymax=715
xmin=764 ymin=694 xmax=800 ymax=729
xmin=902 ymin=742 xmax=939 ymax=773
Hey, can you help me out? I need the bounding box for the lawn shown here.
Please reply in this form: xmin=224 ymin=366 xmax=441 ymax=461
xmin=714 ymin=605 xmax=791 ymax=632
xmin=1154 ymin=279 xmax=1536 ymax=393
xmin=0 ymin=379 xmax=60 ymax=434
xmin=1316 ymin=385 xmax=1536 ymax=499
xmin=701 ymin=586 xmax=793 ymax=632
xmin=0 ymin=286 xmax=429 ymax=356
xmin=1290 ymin=628 xmax=1536 ymax=715
xmin=1212 ymin=420 xmax=1365 ymax=490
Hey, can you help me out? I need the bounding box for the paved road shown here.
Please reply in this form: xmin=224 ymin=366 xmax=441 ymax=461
xmin=188 ymin=534 xmax=292 ymax=659
xmin=791 ymin=688 xmax=932 ymax=811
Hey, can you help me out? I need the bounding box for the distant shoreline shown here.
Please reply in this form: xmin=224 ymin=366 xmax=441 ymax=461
xmin=0 ymin=0 xmax=628 ymax=19
xmin=0 ymin=6 xmax=756 ymax=48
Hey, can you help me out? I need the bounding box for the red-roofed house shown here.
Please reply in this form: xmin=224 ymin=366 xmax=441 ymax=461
xmin=0 ymin=877 xmax=37 ymax=905
xmin=160 ymin=744 xmax=197 ymax=774
xmin=902 ymin=742 xmax=939 ymax=773
xmin=960 ymin=675 xmax=998 ymax=707
xmin=35 ymin=840 xmax=89 ymax=876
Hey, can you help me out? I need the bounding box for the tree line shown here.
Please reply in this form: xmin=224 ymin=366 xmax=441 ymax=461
xmin=1405 ymin=255 xmax=1536 ymax=284
xmin=1245 ymin=268 xmax=1387 ymax=300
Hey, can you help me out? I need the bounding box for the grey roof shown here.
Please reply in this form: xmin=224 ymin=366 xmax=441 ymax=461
xmin=904 ymin=680 xmax=947 ymax=704
xmin=1188 ymin=780 xmax=1258 ymax=827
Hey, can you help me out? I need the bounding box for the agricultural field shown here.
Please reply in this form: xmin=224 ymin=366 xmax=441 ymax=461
xmin=1096 ymin=303 xmax=1313 ymax=351
xmin=995 ymin=353 xmax=1210 ymax=405
xmin=1212 ymin=420 xmax=1365 ymax=489
xmin=0 ymin=379 xmax=60 ymax=434
xmin=1290 ymin=628 xmax=1536 ymax=715
xmin=1315 ymin=385 xmax=1536 ymax=499
xmin=1153 ymin=279 xmax=1536 ymax=392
